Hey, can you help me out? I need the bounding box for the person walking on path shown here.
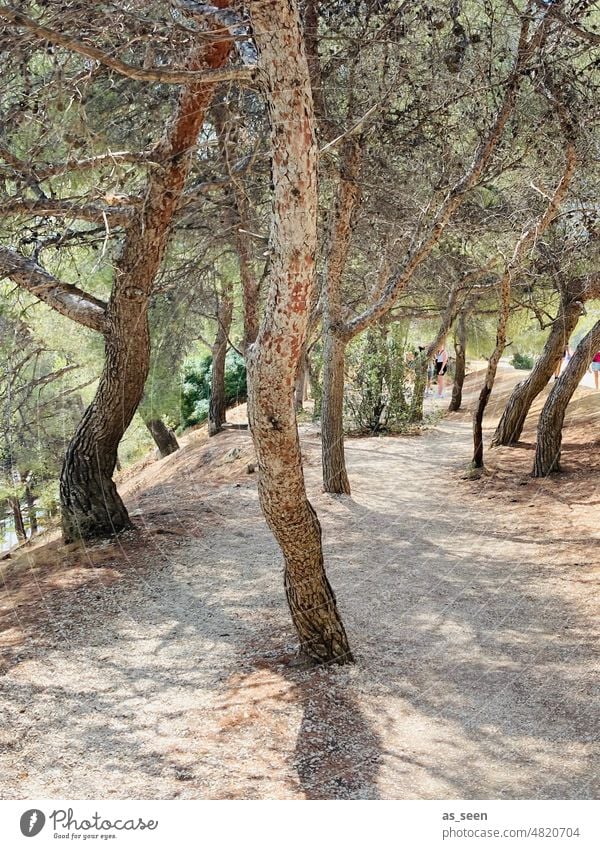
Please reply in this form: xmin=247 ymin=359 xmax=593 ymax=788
xmin=554 ymin=345 xmax=572 ymax=379
xmin=591 ymin=351 xmax=600 ymax=389
xmin=435 ymin=344 xmax=449 ymax=398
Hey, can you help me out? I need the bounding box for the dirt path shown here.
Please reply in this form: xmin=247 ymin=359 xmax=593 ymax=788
xmin=0 ymin=371 xmax=598 ymax=799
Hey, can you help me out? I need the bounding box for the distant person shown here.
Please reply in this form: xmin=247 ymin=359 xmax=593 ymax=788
xmin=434 ymin=344 xmax=449 ymax=398
xmin=554 ymin=345 xmax=572 ymax=380
xmin=591 ymin=351 xmax=600 ymax=389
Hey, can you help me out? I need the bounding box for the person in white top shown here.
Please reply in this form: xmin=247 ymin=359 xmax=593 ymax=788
xmin=435 ymin=344 xmax=449 ymax=398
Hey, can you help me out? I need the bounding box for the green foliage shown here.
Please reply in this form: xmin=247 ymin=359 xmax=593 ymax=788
xmin=180 ymin=350 xmax=247 ymax=428
xmin=511 ymin=352 xmax=534 ymax=370
xmin=344 ymin=326 xmax=410 ymax=434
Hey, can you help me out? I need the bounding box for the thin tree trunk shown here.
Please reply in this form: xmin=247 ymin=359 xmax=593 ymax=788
xmin=491 ymin=290 xmax=585 ymax=445
xmin=321 ymin=331 xmax=350 ymax=493
xmin=9 ymin=496 xmax=26 ymax=543
xmin=60 ymin=29 xmax=232 ymax=542
xmin=25 ymin=483 xmax=38 ymax=535
xmin=448 ymin=310 xmax=467 ymax=412
xmin=409 ymin=353 xmax=429 ymax=423
xmin=145 ymin=418 xmax=180 ymax=457
xmin=320 ymin=135 xmax=363 ymax=494
xmin=533 ymin=320 xmax=600 ymax=476
xmin=209 ymin=293 xmax=233 ymax=436
xmin=247 ymin=0 xmax=352 ymax=664
xmin=294 ymin=350 xmax=308 ymax=413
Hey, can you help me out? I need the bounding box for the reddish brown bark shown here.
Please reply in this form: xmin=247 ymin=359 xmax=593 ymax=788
xmin=60 ymin=24 xmax=233 ymax=541
xmin=246 ymin=0 xmax=352 ymax=664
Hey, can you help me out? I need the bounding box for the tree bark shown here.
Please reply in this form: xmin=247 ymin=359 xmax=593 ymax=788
xmin=491 ymin=289 xmax=585 ymax=445
xmin=294 ymin=349 xmax=308 ymax=413
xmin=209 ymin=293 xmax=233 ymax=436
xmin=320 ymin=135 xmax=363 ymax=493
xmin=448 ymin=310 xmax=467 ymax=412
xmin=145 ymin=418 xmax=179 ymax=458
xmin=321 ymin=332 xmax=350 ymax=493
xmin=60 ymin=25 xmax=232 ymax=542
xmin=247 ymin=0 xmax=352 ymax=664
xmin=8 ymin=496 xmax=26 ymax=543
xmin=25 ymin=483 xmax=38 ymax=535
xmin=533 ymin=319 xmax=600 ymax=476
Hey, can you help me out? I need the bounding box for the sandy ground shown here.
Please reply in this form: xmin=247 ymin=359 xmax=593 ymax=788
xmin=0 ymin=367 xmax=598 ymax=799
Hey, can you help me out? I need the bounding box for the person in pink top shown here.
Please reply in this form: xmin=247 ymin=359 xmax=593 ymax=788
xmin=591 ymin=351 xmax=600 ymax=389
xmin=434 ymin=344 xmax=449 ymax=398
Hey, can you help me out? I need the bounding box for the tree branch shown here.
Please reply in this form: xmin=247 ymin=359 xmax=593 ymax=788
xmin=0 ymin=247 xmax=108 ymax=333
xmin=340 ymin=9 xmax=549 ymax=341
xmin=1 ymin=198 xmax=133 ymax=226
xmin=0 ymin=5 xmax=255 ymax=86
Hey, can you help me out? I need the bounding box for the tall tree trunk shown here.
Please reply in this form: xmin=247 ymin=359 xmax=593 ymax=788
xmin=448 ymin=310 xmax=467 ymax=412
xmin=491 ymin=291 xmax=584 ymax=445
xmin=209 ymin=293 xmax=233 ymax=436
xmin=145 ymin=418 xmax=180 ymax=458
xmin=533 ymin=320 xmax=600 ymax=477
xmin=25 ymin=483 xmax=38 ymax=535
xmin=9 ymin=496 xmax=26 ymax=543
xmin=247 ymin=0 xmax=352 ymax=664
xmin=294 ymin=349 xmax=308 ymax=413
xmin=320 ymin=135 xmax=363 ymax=493
xmin=409 ymin=353 xmax=427 ymax=423
xmin=60 ymin=29 xmax=232 ymax=542
xmin=321 ymin=331 xmax=350 ymax=493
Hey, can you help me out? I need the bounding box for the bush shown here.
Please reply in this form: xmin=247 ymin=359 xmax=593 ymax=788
xmin=511 ymin=352 xmax=534 ymax=370
xmin=180 ymin=350 xmax=247 ymax=428
xmin=344 ymin=326 xmax=410 ymax=434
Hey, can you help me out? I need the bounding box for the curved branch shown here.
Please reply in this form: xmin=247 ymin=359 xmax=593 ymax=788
xmin=0 ymin=247 xmax=108 ymax=333
xmin=1 ymin=198 xmax=133 ymax=226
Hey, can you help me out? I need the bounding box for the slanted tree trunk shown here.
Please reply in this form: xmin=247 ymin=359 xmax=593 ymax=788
xmin=8 ymin=496 xmax=26 ymax=543
xmin=209 ymin=293 xmax=233 ymax=436
xmin=145 ymin=418 xmax=179 ymax=457
xmin=60 ymin=31 xmax=232 ymax=542
xmin=491 ymin=290 xmax=585 ymax=445
xmin=449 ymin=310 xmax=467 ymax=412
xmin=25 ymin=483 xmax=38 ymax=535
xmin=533 ymin=320 xmax=600 ymax=476
xmin=247 ymin=0 xmax=352 ymax=664
xmin=471 ymin=103 xmax=577 ymax=469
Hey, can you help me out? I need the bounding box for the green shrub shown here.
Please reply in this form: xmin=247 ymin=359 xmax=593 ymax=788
xmin=344 ymin=326 xmax=410 ymax=434
xmin=511 ymin=352 xmax=534 ymax=370
xmin=180 ymin=350 xmax=247 ymax=428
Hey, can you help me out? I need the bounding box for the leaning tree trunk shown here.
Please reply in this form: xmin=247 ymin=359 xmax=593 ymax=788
xmin=25 ymin=483 xmax=38 ymax=535
xmin=209 ymin=293 xmax=233 ymax=436
xmin=145 ymin=418 xmax=180 ymax=457
xmin=321 ymin=331 xmax=350 ymax=494
xmin=448 ymin=310 xmax=467 ymax=412
xmin=247 ymin=0 xmax=352 ymax=664
xmin=8 ymin=496 xmax=26 ymax=543
xmin=472 ymin=108 xmax=577 ymax=469
xmin=60 ymin=31 xmax=232 ymax=542
xmin=491 ymin=292 xmax=584 ymax=446
xmin=533 ymin=319 xmax=600 ymax=477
